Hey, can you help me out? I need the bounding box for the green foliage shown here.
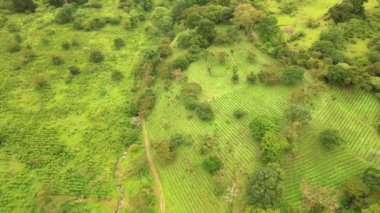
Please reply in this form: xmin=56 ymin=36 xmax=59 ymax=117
xmin=233 ymin=109 xmax=246 ymax=119
xmin=362 ymin=167 xmax=380 ymax=191
xmin=328 ymin=0 xmax=368 ymax=23
xmin=11 ymin=0 xmax=37 ymax=12
xmin=196 ymin=19 xmax=216 ymax=44
xmin=55 ymin=4 xmax=76 ymax=24
xmin=246 ymin=72 xmax=257 ymax=84
xmin=284 ymin=105 xmax=312 ymax=125
xmin=33 ymin=75 xmax=47 ymax=89
xmin=202 ymin=156 xmax=222 ymax=174
xmin=260 ymin=131 xmax=288 ymax=163
xmin=254 ymin=16 xmax=280 ymax=43
xmin=111 ymin=70 xmax=124 ymax=81
xmin=7 ymin=42 xmax=21 ymax=53
xmin=249 ymin=116 xmax=280 ymax=141
xmin=319 ymin=129 xmax=344 ymax=150
xmin=340 ymin=178 xmax=370 ymax=210
xmin=170 ymin=55 xmax=190 ymax=71
xmin=114 ymin=37 xmax=125 ymax=50
xmin=68 ymin=65 xmax=80 ymax=75
xmin=51 ymin=55 xmax=64 ymax=65
xmin=247 ymin=167 xmax=282 ymax=207
xmin=47 ymin=0 xmax=88 ymax=7
xmin=89 ymin=50 xmax=104 ymax=63
xmin=156 ymin=141 xmax=176 ymax=164
xmin=157 ymin=16 xmax=173 ymax=33
xmin=258 ymin=69 xmax=281 ymax=85
xmin=169 ymin=134 xmax=192 ymax=150
xmin=196 ymin=102 xmax=214 ymax=121
xmin=282 ymin=65 xmax=305 ymax=85
xmin=326 ymin=65 xmax=351 ymax=86
xmin=362 ymin=204 xmax=380 ymax=213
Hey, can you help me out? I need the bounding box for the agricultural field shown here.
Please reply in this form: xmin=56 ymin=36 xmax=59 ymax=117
xmin=1 ymin=0 xmax=380 ymax=213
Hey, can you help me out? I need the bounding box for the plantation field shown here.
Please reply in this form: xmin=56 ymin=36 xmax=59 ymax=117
xmin=146 ymin=43 xmax=293 ymax=212
xmin=283 ymin=89 xmax=380 ymax=206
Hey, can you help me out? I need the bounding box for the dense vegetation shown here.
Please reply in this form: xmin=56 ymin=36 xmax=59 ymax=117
xmin=0 ymin=0 xmax=379 ymax=212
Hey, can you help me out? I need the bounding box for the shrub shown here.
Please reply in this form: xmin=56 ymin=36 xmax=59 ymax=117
xmin=69 ymin=65 xmax=80 ymax=75
xmin=196 ymin=102 xmax=214 ymax=121
xmin=55 ymin=4 xmax=76 ymax=24
xmin=260 ymin=131 xmax=288 ymax=163
xmin=84 ymin=17 xmax=106 ymax=31
xmin=61 ymin=41 xmax=71 ymax=50
xmin=158 ymin=44 xmax=172 ymax=58
xmin=89 ymin=50 xmax=104 ymax=63
xmin=183 ymin=95 xmax=199 ymax=110
xmin=11 ymin=0 xmax=37 ymax=13
xmin=246 ymin=51 xmax=257 ymax=63
xmin=202 ymin=156 xmax=222 ymax=174
xmin=51 ymin=55 xmax=64 ymax=65
xmin=258 ymin=69 xmax=281 ymax=85
xmin=249 ymin=116 xmax=280 ymax=141
xmin=170 ymin=56 xmax=190 ymax=71
xmin=114 ymin=37 xmax=125 ymax=50
xmin=233 ymin=109 xmax=246 ymax=119
xmin=155 ymin=141 xmax=176 ymax=164
xmin=34 ymin=75 xmax=47 ymax=89
xmin=282 ymin=65 xmax=305 ymax=85
xmin=111 ymin=70 xmax=124 ymax=81
xmin=231 ymin=69 xmax=239 ymax=84
xmin=7 ymin=42 xmax=21 ymax=53
xmin=319 ymin=129 xmax=344 ymax=150
xmin=326 ymin=65 xmax=351 ymax=86
xmin=246 ymin=72 xmax=257 ymax=84
xmin=340 ymin=178 xmax=370 ymax=210
xmin=169 ymin=134 xmax=191 ymax=150
xmin=284 ymin=105 xmax=312 ymax=125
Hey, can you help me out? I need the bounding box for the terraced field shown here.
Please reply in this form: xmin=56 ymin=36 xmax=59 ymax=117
xmin=146 ymin=43 xmax=292 ymax=212
xmin=283 ymin=89 xmax=380 ymax=206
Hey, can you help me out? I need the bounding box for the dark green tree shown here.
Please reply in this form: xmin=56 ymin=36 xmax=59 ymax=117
xmin=247 ymin=167 xmax=282 ymax=207
xmin=319 ymin=129 xmax=344 ymax=150
xmin=55 ymin=4 xmax=76 ymax=24
xmin=202 ymin=156 xmax=222 ymax=174
xmin=249 ymin=116 xmax=280 ymax=141
xmin=282 ymin=65 xmax=305 ymax=85
xmin=196 ymin=102 xmax=214 ymax=121
xmin=12 ymin=0 xmax=37 ymax=12
xmin=254 ymin=16 xmax=280 ymax=42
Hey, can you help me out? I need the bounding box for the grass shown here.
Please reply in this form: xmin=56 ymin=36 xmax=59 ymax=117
xmin=283 ymin=89 xmax=380 ymax=206
xmin=146 ymin=42 xmax=292 ymax=212
xmin=0 ymin=1 xmax=152 ymax=212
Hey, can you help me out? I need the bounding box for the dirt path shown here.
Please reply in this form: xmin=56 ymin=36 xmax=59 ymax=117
xmin=114 ymin=150 xmax=129 ymax=213
xmin=142 ymin=121 xmax=165 ymax=213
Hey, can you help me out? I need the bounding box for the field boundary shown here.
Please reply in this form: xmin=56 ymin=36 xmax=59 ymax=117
xmin=142 ymin=121 xmax=166 ymax=213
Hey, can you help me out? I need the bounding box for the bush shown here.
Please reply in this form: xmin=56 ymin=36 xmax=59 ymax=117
xmin=319 ymin=129 xmax=344 ymax=150
xmin=158 ymin=44 xmax=172 ymax=58
xmin=89 ymin=50 xmax=104 ymax=63
xmin=249 ymin=116 xmax=280 ymax=141
xmin=260 ymin=131 xmax=288 ymax=163
xmin=84 ymin=17 xmax=106 ymax=31
xmin=233 ymin=109 xmax=246 ymax=119
xmin=61 ymin=41 xmax=71 ymax=50
xmin=34 ymin=75 xmax=47 ymax=89
xmin=170 ymin=56 xmax=190 ymax=71
xmin=111 ymin=70 xmax=124 ymax=81
xmin=202 ymin=156 xmax=222 ymax=174
xmin=362 ymin=167 xmax=380 ymax=191
xmin=258 ymin=69 xmax=281 ymax=85
xmin=326 ymin=65 xmax=351 ymax=86
xmin=11 ymin=0 xmax=37 ymax=12
xmin=51 ymin=55 xmax=64 ymax=65
xmin=69 ymin=65 xmax=80 ymax=75
xmin=282 ymin=65 xmax=305 ymax=85
xmin=246 ymin=72 xmax=257 ymax=84
xmin=196 ymin=102 xmax=214 ymax=121
xmin=7 ymin=42 xmax=21 ymax=53
xmin=284 ymin=105 xmax=312 ymax=125
xmin=169 ymin=134 xmax=191 ymax=150
xmin=55 ymin=4 xmax=76 ymax=24
xmin=114 ymin=37 xmax=125 ymax=50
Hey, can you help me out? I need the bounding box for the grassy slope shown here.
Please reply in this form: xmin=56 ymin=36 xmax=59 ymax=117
xmin=0 ymin=2 xmax=150 ymax=212
xmin=283 ymin=89 xmax=380 ymax=206
xmin=146 ymin=41 xmax=292 ymax=212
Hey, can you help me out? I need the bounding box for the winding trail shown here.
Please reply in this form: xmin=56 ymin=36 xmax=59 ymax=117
xmin=142 ymin=121 xmax=166 ymax=213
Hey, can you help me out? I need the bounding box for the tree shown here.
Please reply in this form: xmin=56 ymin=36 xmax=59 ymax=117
xmin=232 ymin=3 xmax=264 ymax=36
xmin=11 ymin=0 xmax=37 ymax=12
xmin=196 ymin=102 xmax=214 ymax=121
xmin=196 ymin=19 xmax=216 ymax=43
xmin=247 ymin=167 xmax=282 ymax=207
xmin=249 ymin=116 xmax=280 ymax=141
xmin=258 ymin=69 xmax=281 ymax=85
xmin=233 ymin=109 xmax=246 ymax=119
xmin=319 ymin=129 xmax=344 ymax=150
xmin=170 ymin=56 xmax=189 ymax=71
xmin=328 ymin=0 xmax=368 ymax=23
xmin=326 ymin=65 xmax=351 ymax=86
xmin=157 ymin=16 xmax=173 ymax=33
xmin=255 ymin=16 xmax=280 ymax=42
xmin=155 ymin=141 xmax=176 ymax=164
xmin=55 ymin=4 xmax=76 ymax=24
xmin=362 ymin=167 xmax=380 ymax=191
xmin=186 ymin=13 xmax=202 ymax=29
xmin=202 ymin=156 xmax=222 ymax=174
xmin=284 ymin=105 xmax=312 ymax=125
xmin=340 ymin=178 xmax=370 ymax=210
xmin=301 ymin=179 xmax=338 ymax=212
xmin=260 ymin=131 xmax=288 ymax=163
xmin=282 ymin=65 xmax=305 ymax=85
